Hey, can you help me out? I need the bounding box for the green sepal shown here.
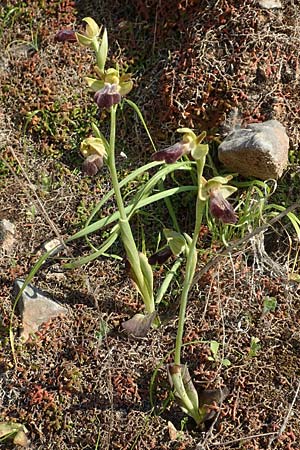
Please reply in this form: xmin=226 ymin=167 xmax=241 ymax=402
xmin=76 ymin=32 xmax=93 ymax=47
xmin=191 ymin=143 xmax=209 ymax=161
xmin=83 ymin=17 xmax=100 ymax=38
xmin=80 ymin=137 xmax=106 ymax=158
xmin=84 ymin=77 xmax=104 ymax=91
xmin=176 ymin=128 xmax=196 ymax=141
xmin=218 ymin=184 xmax=237 ymax=199
xmin=206 ymin=175 xmax=234 ymax=185
xmin=119 ymin=79 xmax=133 ymax=96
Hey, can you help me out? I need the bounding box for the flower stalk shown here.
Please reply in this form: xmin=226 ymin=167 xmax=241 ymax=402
xmin=174 ymin=157 xmax=206 ymax=366
xmin=107 ymin=106 xmax=155 ymax=314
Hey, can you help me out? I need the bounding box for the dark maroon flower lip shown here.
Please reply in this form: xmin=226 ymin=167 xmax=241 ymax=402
xmin=94 ymin=84 xmax=121 ymax=109
xmin=209 ymin=190 xmax=237 ymax=224
xmin=148 ymin=247 xmax=173 ymax=265
xmin=55 ymin=30 xmax=77 ymax=43
xmin=151 ymin=142 xmax=187 ymax=164
xmin=82 ymin=154 xmax=103 ymax=176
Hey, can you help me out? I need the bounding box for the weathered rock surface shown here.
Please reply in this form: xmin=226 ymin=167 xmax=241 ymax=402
xmin=0 ymin=219 xmax=16 ymax=253
xmin=258 ymin=0 xmax=282 ymax=9
xmin=42 ymin=237 xmax=64 ymax=257
xmin=14 ymin=279 xmax=68 ymax=341
xmin=218 ymin=120 xmax=289 ymax=180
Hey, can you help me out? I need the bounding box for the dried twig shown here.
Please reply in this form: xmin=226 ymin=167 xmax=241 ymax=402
xmin=1 ymin=147 xmax=67 ymax=249
xmin=211 ymin=431 xmax=277 ymax=447
xmin=267 ymin=379 xmax=300 ymax=448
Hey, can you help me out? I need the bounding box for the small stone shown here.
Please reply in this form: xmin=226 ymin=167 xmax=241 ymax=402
xmin=42 ymin=238 xmax=64 ymax=257
xmin=218 ymin=120 xmax=289 ymax=180
xmin=258 ymin=0 xmax=282 ymax=9
xmin=0 ymin=219 xmax=16 ymax=253
xmin=14 ymin=279 xmax=68 ymax=341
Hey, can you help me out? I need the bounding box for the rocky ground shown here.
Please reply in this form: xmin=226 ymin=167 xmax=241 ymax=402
xmin=0 ymin=1 xmax=300 ymax=449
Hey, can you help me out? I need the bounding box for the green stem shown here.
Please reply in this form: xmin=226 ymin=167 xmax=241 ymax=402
xmin=107 ymin=105 xmax=154 ymax=313
xmin=92 ymin=38 xmax=102 ymax=71
xmin=107 ymin=105 xmax=127 ymax=220
xmin=174 ymin=157 xmax=206 ymax=365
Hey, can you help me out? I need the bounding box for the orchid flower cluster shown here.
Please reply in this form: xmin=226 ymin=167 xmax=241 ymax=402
xmin=56 ymin=18 xmax=237 ymax=426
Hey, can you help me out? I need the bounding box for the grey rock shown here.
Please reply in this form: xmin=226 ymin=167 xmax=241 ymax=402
xmin=14 ymin=279 xmax=68 ymax=341
xmin=218 ymin=120 xmax=289 ymax=180
xmin=0 ymin=219 xmax=16 ymax=253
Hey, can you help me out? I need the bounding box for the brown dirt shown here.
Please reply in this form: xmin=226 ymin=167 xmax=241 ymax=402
xmin=0 ymin=1 xmax=300 ymax=449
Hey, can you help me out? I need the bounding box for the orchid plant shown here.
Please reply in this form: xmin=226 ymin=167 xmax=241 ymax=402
xmin=152 ymin=129 xmax=236 ymax=425
xmin=74 ymin=18 xmax=156 ymax=320
xmin=56 ymin=18 xmax=237 ymax=425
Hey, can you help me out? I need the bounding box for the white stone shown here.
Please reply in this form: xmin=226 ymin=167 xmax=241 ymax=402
xmin=258 ymin=0 xmax=282 ymax=9
xmin=42 ymin=238 xmax=64 ymax=256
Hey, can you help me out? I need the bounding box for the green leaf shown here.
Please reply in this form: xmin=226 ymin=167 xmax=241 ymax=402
xmin=0 ymin=422 xmax=22 ymax=438
xmin=64 ymin=231 xmax=118 ymax=268
xmin=155 ymin=258 xmax=182 ymax=304
xmin=222 ymin=358 xmax=231 ymax=367
xmin=164 ymin=229 xmax=186 ymax=256
xmin=210 ymin=340 xmax=220 ymax=358
xmin=125 ymin=99 xmax=156 ymax=152
xmin=176 ymin=128 xmax=196 ymax=140
xmin=181 ymin=365 xmax=199 ymax=409
xmin=249 ymin=336 xmax=261 ymax=357
xmin=98 ymin=28 xmax=108 ymax=71
xmin=138 ymin=252 xmax=154 ymax=303
xmin=67 ymin=185 xmax=197 ymax=241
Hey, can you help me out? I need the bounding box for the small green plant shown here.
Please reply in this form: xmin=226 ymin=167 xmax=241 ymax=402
xmin=249 ymin=336 xmax=261 ymax=357
xmin=207 ymin=340 xmax=231 ymax=367
xmin=95 ymin=319 xmax=110 ymax=344
xmin=262 ymin=296 xmax=277 ymax=314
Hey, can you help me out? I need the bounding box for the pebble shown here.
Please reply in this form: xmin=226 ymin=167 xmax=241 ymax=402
xmin=258 ymin=0 xmax=282 ymax=9
xmin=14 ymin=279 xmax=68 ymax=341
xmin=0 ymin=219 xmax=16 ymax=253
